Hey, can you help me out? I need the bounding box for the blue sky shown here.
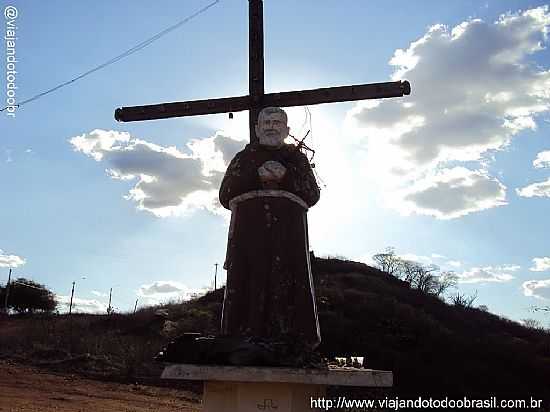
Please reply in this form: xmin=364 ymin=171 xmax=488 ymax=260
xmin=1 ymin=0 xmax=550 ymax=324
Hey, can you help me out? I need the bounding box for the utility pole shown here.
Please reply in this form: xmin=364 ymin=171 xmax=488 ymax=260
xmin=68 ymin=281 xmax=75 ymax=315
xmin=68 ymin=276 xmax=86 ymax=315
xmin=107 ymin=287 xmax=112 ymax=315
xmin=3 ymin=268 xmax=12 ymax=314
xmin=133 ymin=299 xmax=138 ymax=315
xmin=214 ymin=263 xmax=218 ymax=290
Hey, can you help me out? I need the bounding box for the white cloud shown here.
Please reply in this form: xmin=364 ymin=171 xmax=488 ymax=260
xmin=522 ymin=279 xmax=550 ymax=300
xmin=138 ymin=280 xmax=207 ymax=304
xmin=0 ymin=249 xmax=26 ymax=268
xmin=57 ymin=295 xmax=108 ymax=314
xmin=457 ymin=265 xmax=518 ymax=283
xmin=533 ymin=150 xmax=550 ymax=169
xmin=530 ymin=257 xmax=550 ymax=272
xmin=91 ymin=290 xmax=108 ymax=297
xmin=352 ymin=7 xmax=550 ymax=171
xmin=390 ymin=167 xmax=507 ymax=219
xmin=348 ymin=7 xmax=550 ymax=218
xmin=70 ymin=129 xmax=245 ymax=217
xmin=446 ymin=260 xmax=462 ymax=268
xmin=399 ymin=253 xmax=433 ymax=265
xmin=500 ymin=264 xmax=521 ymax=272
xmin=516 ymin=150 xmax=550 ymax=198
xmin=516 ymin=177 xmax=550 ymax=198
xmin=359 ymin=255 xmax=376 ymax=267
xmin=399 ymin=253 xmax=466 ymax=271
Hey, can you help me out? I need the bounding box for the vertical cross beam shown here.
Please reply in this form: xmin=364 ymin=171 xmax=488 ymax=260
xmin=114 ymin=1 xmax=411 ymax=139
xmin=248 ymin=0 xmax=264 ymax=144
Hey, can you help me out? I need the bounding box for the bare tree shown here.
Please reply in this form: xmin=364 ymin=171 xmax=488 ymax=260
xmin=399 ymin=260 xmax=423 ymax=283
xmin=410 ymin=264 xmax=439 ymax=293
xmin=432 ymin=271 xmax=458 ymax=297
xmin=397 ymin=259 xmax=456 ymax=297
xmin=521 ymin=318 xmax=544 ymax=330
xmin=451 ymin=291 xmax=478 ymax=308
xmin=372 ymin=248 xmax=458 ymax=297
xmin=372 ymin=247 xmax=402 ymax=277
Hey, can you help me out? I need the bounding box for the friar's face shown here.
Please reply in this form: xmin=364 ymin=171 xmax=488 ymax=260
xmin=256 ymin=109 xmax=289 ymax=148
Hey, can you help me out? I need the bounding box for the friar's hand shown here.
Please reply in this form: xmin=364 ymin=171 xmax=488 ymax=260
xmin=258 ymin=160 xmax=287 ymax=184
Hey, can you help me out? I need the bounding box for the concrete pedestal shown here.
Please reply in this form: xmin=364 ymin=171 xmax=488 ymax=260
xmin=161 ymin=364 xmax=392 ymax=412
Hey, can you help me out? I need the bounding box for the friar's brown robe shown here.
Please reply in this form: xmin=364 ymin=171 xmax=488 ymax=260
xmin=219 ymin=143 xmax=321 ymax=347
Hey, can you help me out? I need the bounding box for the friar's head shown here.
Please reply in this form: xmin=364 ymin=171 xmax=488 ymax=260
xmin=255 ymin=107 xmax=289 ymax=148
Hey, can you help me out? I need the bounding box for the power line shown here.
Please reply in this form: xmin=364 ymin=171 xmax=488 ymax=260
xmin=0 ymin=0 xmax=220 ymax=112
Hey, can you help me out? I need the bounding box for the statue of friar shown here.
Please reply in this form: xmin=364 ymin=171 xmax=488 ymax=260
xmin=219 ymin=106 xmax=321 ymax=350
xmin=155 ymin=107 xmax=323 ymax=366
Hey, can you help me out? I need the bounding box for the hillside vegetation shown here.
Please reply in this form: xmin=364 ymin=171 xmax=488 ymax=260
xmin=1 ymin=257 xmax=549 ymax=404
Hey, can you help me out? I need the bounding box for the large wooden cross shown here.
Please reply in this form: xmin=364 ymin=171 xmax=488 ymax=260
xmin=114 ymin=0 xmax=411 ymax=143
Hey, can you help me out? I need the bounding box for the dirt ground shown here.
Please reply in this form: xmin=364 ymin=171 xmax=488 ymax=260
xmin=0 ymin=361 xmax=200 ymax=412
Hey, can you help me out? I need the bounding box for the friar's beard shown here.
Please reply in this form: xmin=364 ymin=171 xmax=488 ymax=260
xmin=259 ymin=132 xmax=285 ymax=147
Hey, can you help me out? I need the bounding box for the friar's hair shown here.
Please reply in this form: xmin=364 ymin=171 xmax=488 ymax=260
xmin=257 ymin=107 xmax=288 ymax=124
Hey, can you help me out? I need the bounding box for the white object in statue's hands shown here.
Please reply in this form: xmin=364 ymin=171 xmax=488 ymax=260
xmin=258 ymin=160 xmax=287 ymax=182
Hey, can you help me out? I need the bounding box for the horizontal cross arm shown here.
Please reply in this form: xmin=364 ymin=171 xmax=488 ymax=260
xmin=115 ymin=95 xmax=250 ymax=122
xmin=263 ymin=80 xmax=410 ymax=108
xmin=114 ymin=80 xmax=410 ymax=123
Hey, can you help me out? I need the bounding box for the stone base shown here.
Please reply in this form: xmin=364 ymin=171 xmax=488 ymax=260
xmin=203 ymin=381 xmax=325 ymax=412
xmin=162 ymin=364 xmax=392 ymax=412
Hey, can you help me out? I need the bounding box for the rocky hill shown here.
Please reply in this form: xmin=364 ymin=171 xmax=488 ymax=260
xmin=1 ymin=257 xmax=549 ymax=405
